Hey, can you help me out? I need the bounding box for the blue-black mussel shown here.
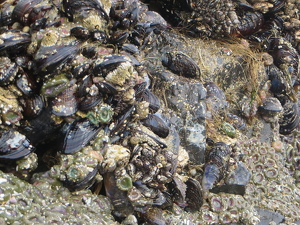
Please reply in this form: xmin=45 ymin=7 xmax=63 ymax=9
xmin=0 ymin=128 xmax=35 ymax=161
xmin=202 ymin=142 xmax=231 ymax=195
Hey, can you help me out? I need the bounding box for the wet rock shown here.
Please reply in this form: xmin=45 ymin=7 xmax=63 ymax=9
xmin=255 ymin=208 xmax=284 ymax=225
xmin=225 ymin=162 xmax=251 ymax=186
xmin=153 ymin=70 xmax=207 ymax=164
xmin=210 ymin=184 xmax=246 ymax=195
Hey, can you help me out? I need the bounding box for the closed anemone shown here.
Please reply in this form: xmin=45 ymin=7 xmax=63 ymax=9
xmin=116 ymin=174 xmax=132 ymax=191
xmin=97 ymin=104 xmax=113 ymax=123
xmin=221 ymin=122 xmax=236 ymax=138
xmin=41 ymin=74 xmax=70 ymax=97
xmin=2 ymin=110 xmax=22 ymax=124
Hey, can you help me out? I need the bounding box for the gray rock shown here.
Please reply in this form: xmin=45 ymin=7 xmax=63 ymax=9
xmin=255 ymin=208 xmax=284 ymax=225
xmin=225 ymin=162 xmax=251 ymax=186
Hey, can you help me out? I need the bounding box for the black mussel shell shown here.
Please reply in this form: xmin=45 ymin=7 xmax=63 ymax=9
xmin=81 ymin=46 xmax=97 ymax=58
xmin=204 ymin=82 xmax=227 ymax=113
xmin=30 ymin=17 xmax=48 ymax=32
xmin=91 ymin=30 xmax=108 ymax=43
xmin=168 ymin=176 xmax=187 ymax=207
xmin=95 ymin=80 xmax=118 ymax=96
xmin=279 ymin=100 xmax=300 ymax=135
xmin=104 ymin=172 xmax=134 ymax=218
xmin=121 ymin=43 xmax=139 ymax=55
xmin=258 ymin=97 xmax=283 ymax=117
xmin=93 ymin=54 xmax=127 ymax=76
xmin=232 ymin=11 xmax=264 ymax=37
xmin=137 ymin=89 xmax=160 ymax=113
xmin=70 ymin=26 xmax=91 ymax=41
xmin=185 ymin=178 xmax=203 ymax=212
xmin=51 ymin=83 xmax=78 ymax=117
xmin=72 ymin=62 xmax=92 ymax=79
xmin=202 ymin=142 xmax=231 ymax=191
xmin=78 ymin=75 xmax=93 ymax=97
xmin=0 ymin=129 xmax=35 ymax=161
xmin=79 ymin=94 xmax=102 ymax=111
xmin=0 ymin=31 xmax=31 ymax=55
xmin=16 ymin=72 xmax=37 ymax=95
xmin=134 ymin=82 xmax=147 ymax=97
xmin=268 ymin=37 xmax=299 ymax=77
xmin=22 ymin=106 xmax=58 ymax=146
xmin=19 ymin=95 xmax=44 ymax=119
xmin=35 ymin=44 xmax=79 ymax=74
xmin=141 ymin=114 xmax=169 ymax=138
xmin=140 ymin=207 xmax=166 ymax=225
xmin=0 ymin=57 xmax=18 ymax=86
xmin=0 ymin=3 xmax=14 ymax=27
xmin=63 ymin=0 xmax=109 ymax=21
xmin=64 ymin=167 xmax=99 ymax=192
xmin=109 ymin=31 xmax=129 ymax=45
xmin=266 ymin=64 xmax=288 ymax=97
xmin=162 ymin=51 xmax=201 ymax=78
xmin=111 ymin=105 xmax=134 ymax=136
xmin=12 ymin=0 xmax=53 ymax=26
xmin=60 ymin=118 xmax=101 ymax=154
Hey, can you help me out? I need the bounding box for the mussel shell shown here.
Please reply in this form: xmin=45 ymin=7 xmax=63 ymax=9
xmin=60 ymin=118 xmax=101 ymax=154
xmin=93 ymin=54 xmax=127 ymax=76
xmin=225 ymin=113 xmax=246 ymax=131
xmin=91 ymin=30 xmax=108 ymax=43
xmin=121 ymin=43 xmax=139 ymax=55
xmin=204 ymin=82 xmax=227 ymax=112
xmin=51 ymin=83 xmax=78 ymax=117
xmin=162 ymin=51 xmax=200 ymax=78
xmin=185 ymin=178 xmax=203 ymax=212
xmin=138 ymin=89 xmax=160 ymax=113
xmin=202 ymin=142 xmax=231 ymax=191
xmin=103 ymin=172 xmax=134 ymax=217
xmin=62 ymin=0 xmax=109 ymax=21
xmin=16 ymin=72 xmax=37 ymax=95
xmin=70 ymin=26 xmax=91 ymax=41
xmin=109 ymin=31 xmax=129 ymax=45
xmin=141 ymin=114 xmax=169 ymax=138
xmin=0 ymin=57 xmax=18 ymax=86
xmin=258 ymin=97 xmax=283 ymax=117
xmin=64 ymin=167 xmax=99 ymax=192
xmin=34 ymin=44 xmax=79 ymax=74
xmin=19 ymin=95 xmax=44 ymax=119
xmin=72 ymin=62 xmax=92 ymax=79
xmin=79 ymin=94 xmax=102 ymax=111
xmin=140 ymin=207 xmax=166 ymax=225
xmin=268 ymin=38 xmax=299 ymax=77
xmin=111 ymin=105 xmax=134 ymax=136
xmin=0 ymin=31 xmax=31 ymax=55
xmin=21 ymin=106 xmax=58 ymax=146
xmin=95 ymin=80 xmax=118 ymax=96
xmin=232 ymin=11 xmax=264 ymax=37
xmin=78 ymin=75 xmax=93 ymax=97
xmin=279 ymin=100 xmax=300 ymax=135
xmin=0 ymin=129 xmax=35 ymax=161
xmin=266 ymin=64 xmax=288 ymax=97
xmin=0 ymin=3 xmax=14 ymax=27
xmin=12 ymin=0 xmax=53 ymax=26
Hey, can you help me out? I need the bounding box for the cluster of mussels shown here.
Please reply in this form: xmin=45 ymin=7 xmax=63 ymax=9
xmin=2 ymin=0 xmax=300 ymax=224
xmin=0 ymin=0 xmax=209 ymax=223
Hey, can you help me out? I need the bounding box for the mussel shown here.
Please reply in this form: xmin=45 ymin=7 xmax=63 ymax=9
xmin=0 ymin=129 xmax=35 ymax=161
xmin=202 ymin=142 xmax=231 ymax=194
xmin=162 ymin=51 xmax=201 ymax=79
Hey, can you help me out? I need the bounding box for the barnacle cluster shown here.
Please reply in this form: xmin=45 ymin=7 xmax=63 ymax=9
xmin=0 ymin=170 xmax=115 ymax=224
xmin=239 ymin=122 xmax=300 ymax=223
